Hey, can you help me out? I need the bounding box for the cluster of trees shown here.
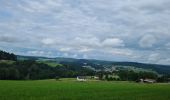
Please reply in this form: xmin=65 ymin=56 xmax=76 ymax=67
xmin=0 ymin=50 xmax=95 ymax=80
xmin=0 ymin=50 xmax=17 ymax=61
xmin=157 ymin=75 xmax=170 ymax=83
xmin=0 ymin=60 xmax=54 ymax=80
xmin=96 ymin=69 xmax=170 ymax=82
xmin=96 ymin=70 xmax=157 ymax=81
xmin=112 ymin=62 xmax=170 ymax=75
xmin=117 ymin=70 xmax=158 ymax=81
xmin=0 ymin=60 xmax=95 ymax=80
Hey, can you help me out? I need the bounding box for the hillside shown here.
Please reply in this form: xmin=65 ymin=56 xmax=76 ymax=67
xmin=0 ymin=51 xmax=95 ymax=80
xmin=17 ymin=55 xmax=170 ymax=75
xmin=1 ymin=50 xmax=169 ymax=81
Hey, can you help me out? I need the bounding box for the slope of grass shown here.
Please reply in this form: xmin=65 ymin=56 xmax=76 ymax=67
xmin=0 ymin=60 xmax=15 ymax=64
xmin=37 ymin=61 xmax=63 ymax=67
xmin=0 ymin=79 xmax=169 ymax=100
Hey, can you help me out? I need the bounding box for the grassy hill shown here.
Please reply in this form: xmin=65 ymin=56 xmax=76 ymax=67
xmin=17 ymin=55 xmax=170 ymax=75
xmin=112 ymin=62 xmax=170 ymax=74
xmin=0 ymin=79 xmax=170 ymax=100
xmin=0 ymin=60 xmax=15 ymax=64
xmin=37 ymin=61 xmax=63 ymax=67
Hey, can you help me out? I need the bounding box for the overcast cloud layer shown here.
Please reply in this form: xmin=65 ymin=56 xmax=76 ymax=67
xmin=0 ymin=0 xmax=170 ymax=65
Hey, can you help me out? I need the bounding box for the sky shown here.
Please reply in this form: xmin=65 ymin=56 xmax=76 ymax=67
xmin=0 ymin=0 xmax=170 ymax=65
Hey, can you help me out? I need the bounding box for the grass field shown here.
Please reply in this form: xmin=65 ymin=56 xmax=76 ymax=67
xmin=0 ymin=79 xmax=169 ymax=100
xmin=37 ymin=61 xmax=63 ymax=67
xmin=0 ymin=60 xmax=15 ymax=64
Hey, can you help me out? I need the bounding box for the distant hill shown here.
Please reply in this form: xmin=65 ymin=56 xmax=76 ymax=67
xmin=112 ymin=62 xmax=170 ymax=75
xmin=17 ymin=55 xmax=170 ymax=75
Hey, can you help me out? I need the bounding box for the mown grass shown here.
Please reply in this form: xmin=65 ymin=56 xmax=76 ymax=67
xmin=0 ymin=79 xmax=169 ymax=100
xmin=37 ymin=61 xmax=63 ymax=67
xmin=0 ymin=60 xmax=15 ymax=64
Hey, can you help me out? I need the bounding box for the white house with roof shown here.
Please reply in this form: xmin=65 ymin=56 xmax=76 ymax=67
xmin=77 ymin=76 xmax=87 ymax=82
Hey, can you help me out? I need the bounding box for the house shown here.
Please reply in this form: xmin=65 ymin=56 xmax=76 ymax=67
xmin=94 ymin=76 xmax=99 ymax=80
xmin=91 ymin=76 xmax=99 ymax=80
xmin=139 ymin=79 xmax=144 ymax=82
xmin=143 ymin=79 xmax=156 ymax=83
xmin=77 ymin=76 xmax=87 ymax=82
xmin=137 ymin=78 xmax=156 ymax=83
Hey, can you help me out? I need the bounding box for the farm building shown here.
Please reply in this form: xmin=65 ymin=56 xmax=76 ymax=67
xmin=91 ymin=76 xmax=99 ymax=80
xmin=144 ymin=79 xmax=156 ymax=83
xmin=138 ymin=79 xmax=156 ymax=83
xmin=77 ymin=76 xmax=87 ymax=81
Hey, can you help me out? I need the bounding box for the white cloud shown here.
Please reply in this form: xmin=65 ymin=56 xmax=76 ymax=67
xmin=148 ymin=53 xmax=160 ymax=63
xmin=72 ymin=54 xmax=78 ymax=58
xmin=63 ymin=53 xmax=69 ymax=57
xmin=59 ymin=47 xmax=71 ymax=52
xmin=102 ymin=38 xmax=124 ymax=47
xmin=139 ymin=35 xmax=156 ymax=48
xmin=110 ymin=48 xmax=133 ymax=57
xmin=83 ymin=54 xmax=88 ymax=59
xmin=165 ymin=43 xmax=170 ymax=50
xmin=78 ymin=47 xmax=93 ymax=53
xmin=27 ymin=50 xmax=52 ymax=57
xmin=74 ymin=37 xmax=100 ymax=47
xmin=41 ymin=38 xmax=55 ymax=45
xmin=158 ymin=58 xmax=170 ymax=65
xmin=18 ymin=0 xmax=63 ymax=13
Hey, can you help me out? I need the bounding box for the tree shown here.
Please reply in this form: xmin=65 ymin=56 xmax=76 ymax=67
xmin=0 ymin=50 xmax=17 ymax=61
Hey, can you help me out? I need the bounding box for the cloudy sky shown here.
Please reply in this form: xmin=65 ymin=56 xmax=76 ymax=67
xmin=0 ymin=0 xmax=170 ymax=65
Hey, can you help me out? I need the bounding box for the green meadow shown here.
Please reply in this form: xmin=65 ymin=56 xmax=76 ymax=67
xmin=0 ymin=79 xmax=169 ymax=100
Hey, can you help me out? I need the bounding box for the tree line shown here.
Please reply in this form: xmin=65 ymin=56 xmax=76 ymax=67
xmin=96 ymin=69 xmax=170 ymax=82
xmin=0 ymin=50 xmax=95 ymax=80
xmin=0 ymin=60 xmax=95 ymax=80
xmin=0 ymin=50 xmax=17 ymax=61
